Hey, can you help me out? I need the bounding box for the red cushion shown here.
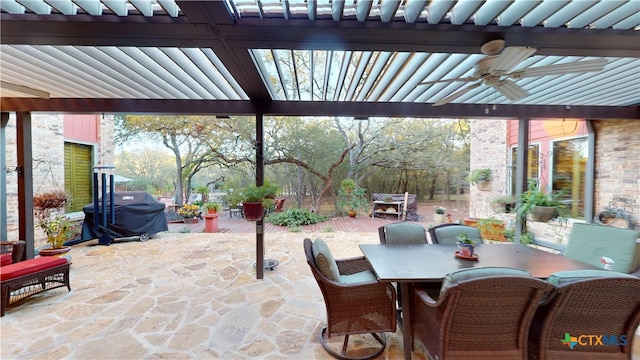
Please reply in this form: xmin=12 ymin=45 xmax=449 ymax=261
xmin=0 ymin=254 xmax=12 ymax=267
xmin=0 ymin=257 xmax=67 ymax=281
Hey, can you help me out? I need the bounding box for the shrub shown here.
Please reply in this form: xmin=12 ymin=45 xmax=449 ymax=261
xmin=266 ymin=208 xmax=327 ymax=227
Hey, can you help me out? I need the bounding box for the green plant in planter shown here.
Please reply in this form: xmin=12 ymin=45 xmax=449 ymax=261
xmin=491 ymin=195 xmax=517 ymax=213
xmin=467 ymin=168 xmax=492 ymax=185
xmin=435 ymin=206 xmax=445 ymax=215
xmin=203 ymin=202 xmax=222 ymax=213
xmin=456 ymin=233 xmax=474 ymax=244
xmin=515 ymin=185 xmax=565 ymax=223
xmin=337 ymin=185 xmax=369 ymax=215
xmin=241 ymin=180 xmax=280 ymax=206
xmin=41 ymin=216 xmax=73 ymax=249
xmin=339 ymin=178 xmax=356 ymax=192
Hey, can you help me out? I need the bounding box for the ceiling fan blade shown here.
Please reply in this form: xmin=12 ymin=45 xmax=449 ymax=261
xmin=489 ymin=46 xmax=537 ymax=75
xmin=493 ymin=79 xmax=529 ymax=101
xmin=420 ymin=76 xmax=479 ymax=85
xmin=507 ymin=58 xmax=607 ymax=79
xmin=433 ymin=83 xmax=482 ymax=106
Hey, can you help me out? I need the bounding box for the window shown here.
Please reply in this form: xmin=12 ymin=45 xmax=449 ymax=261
xmin=510 ymin=144 xmax=540 ymax=195
xmin=551 ymin=137 xmax=587 ymax=219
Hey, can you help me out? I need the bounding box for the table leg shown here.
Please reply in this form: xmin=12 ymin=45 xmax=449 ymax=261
xmin=401 ymin=282 xmax=412 ymax=360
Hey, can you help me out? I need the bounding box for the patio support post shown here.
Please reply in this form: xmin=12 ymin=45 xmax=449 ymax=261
xmin=16 ymin=112 xmax=35 ymax=260
xmin=1 ymin=113 xmax=8 ymax=242
xmin=256 ymin=112 xmax=265 ymax=279
xmin=514 ymin=117 xmax=530 ymax=244
xmin=584 ymin=120 xmax=595 ymax=223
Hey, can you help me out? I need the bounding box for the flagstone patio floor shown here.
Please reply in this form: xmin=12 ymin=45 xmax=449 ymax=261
xmin=1 ymin=215 xmax=639 ymax=359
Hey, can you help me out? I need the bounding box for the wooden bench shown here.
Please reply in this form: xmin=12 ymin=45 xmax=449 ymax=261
xmin=1 ymin=256 xmax=71 ymax=317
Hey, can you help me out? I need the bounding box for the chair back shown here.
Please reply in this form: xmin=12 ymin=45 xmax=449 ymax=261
xmin=378 ymin=222 xmax=427 ymax=245
xmin=412 ymin=275 xmax=553 ymax=359
xmin=428 ymin=223 xmax=483 ymax=245
xmin=529 ymin=276 xmax=640 ymax=359
xmin=563 ymin=223 xmax=640 ymax=273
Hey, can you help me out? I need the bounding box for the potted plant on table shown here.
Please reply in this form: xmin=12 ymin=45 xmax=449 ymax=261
xmin=240 ymin=180 xmax=280 ymax=221
xmin=456 ymin=234 xmax=476 ymax=257
xmin=337 ymin=180 xmax=369 ymax=218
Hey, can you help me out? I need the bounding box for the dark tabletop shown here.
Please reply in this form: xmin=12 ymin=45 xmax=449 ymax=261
xmin=359 ymin=243 xmax=600 ymax=282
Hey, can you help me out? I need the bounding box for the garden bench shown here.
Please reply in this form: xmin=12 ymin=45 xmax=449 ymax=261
xmin=1 ymin=256 xmax=70 ymax=317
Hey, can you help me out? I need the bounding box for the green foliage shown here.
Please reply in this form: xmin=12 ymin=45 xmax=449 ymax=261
xmin=203 ymin=202 xmax=222 ymax=211
xmin=240 ymin=180 xmax=280 ymax=206
xmin=40 ymin=216 xmax=73 ymax=249
xmin=435 ymin=206 xmax=445 ymax=214
xmin=467 ymin=168 xmax=492 ymax=184
xmin=323 ymin=225 xmax=335 ymax=232
xmin=456 ymin=233 xmax=474 ymax=244
xmin=515 ymin=185 xmax=565 ymax=221
xmin=196 ymin=185 xmax=209 ymax=195
xmin=339 ymin=178 xmax=356 ymax=191
xmin=491 ymin=195 xmax=516 ymax=213
xmin=337 ymin=186 xmax=369 ymax=213
xmin=266 ymin=208 xmax=327 ymax=227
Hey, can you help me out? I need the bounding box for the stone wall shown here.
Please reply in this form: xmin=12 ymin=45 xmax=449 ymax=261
xmin=470 ymin=119 xmax=640 ymax=247
xmin=592 ymin=120 xmax=640 ymax=232
xmin=3 ymin=114 xmax=114 ymax=249
xmin=469 ymin=119 xmax=509 ymax=219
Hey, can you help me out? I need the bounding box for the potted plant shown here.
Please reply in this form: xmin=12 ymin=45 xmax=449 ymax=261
xmin=433 ymin=206 xmax=446 ymax=224
xmin=33 ymin=190 xmax=73 ymax=255
xmin=491 ymin=195 xmax=516 ymax=213
xmin=203 ymin=202 xmax=222 ymax=214
xmin=240 ymin=180 xmax=280 ymax=221
xmin=178 ymin=203 xmax=201 ymax=223
xmin=467 ymin=168 xmax=492 ymax=190
xmin=515 ymin=185 xmax=565 ymax=223
xmin=337 ymin=181 xmax=369 ymax=217
xmin=456 ymin=234 xmax=476 ymax=257
xmin=339 ymin=178 xmax=356 ymax=193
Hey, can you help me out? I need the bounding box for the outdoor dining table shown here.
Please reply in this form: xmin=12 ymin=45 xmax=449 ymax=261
xmin=359 ymin=243 xmax=601 ymax=360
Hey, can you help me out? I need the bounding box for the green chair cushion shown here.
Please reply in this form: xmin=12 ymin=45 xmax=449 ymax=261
xmin=312 ymin=238 xmax=341 ymax=281
xmin=547 ymin=269 xmax=637 ymax=286
xmin=383 ymin=222 xmax=427 ymax=245
xmin=340 ymin=270 xmax=377 ymax=284
xmin=441 ymin=266 xmax=530 ymax=293
xmin=433 ymin=225 xmax=483 ymax=245
xmin=563 ymin=223 xmax=640 ymax=273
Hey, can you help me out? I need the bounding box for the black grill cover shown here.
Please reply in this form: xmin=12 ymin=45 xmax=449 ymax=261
xmin=81 ymin=191 xmax=168 ymax=240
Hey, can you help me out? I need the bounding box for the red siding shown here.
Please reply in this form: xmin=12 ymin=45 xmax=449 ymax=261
xmin=64 ymin=114 xmax=99 ymax=142
xmin=507 ymin=119 xmax=587 ymax=146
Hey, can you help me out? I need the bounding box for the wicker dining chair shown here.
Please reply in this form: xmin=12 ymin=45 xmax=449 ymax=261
xmin=410 ymin=273 xmax=553 ymax=360
xmin=528 ymin=272 xmax=640 ymax=360
xmin=428 ymin=223 xmax=483 ymax=245
xmin=303 ymin=238 xmax=396 ymax=360
xmin=377 ymin=222 xmax=428 ymax=245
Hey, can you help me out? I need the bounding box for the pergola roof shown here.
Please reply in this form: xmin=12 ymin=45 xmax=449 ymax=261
xmin=1 ymin=0 xmax=639 ymax=119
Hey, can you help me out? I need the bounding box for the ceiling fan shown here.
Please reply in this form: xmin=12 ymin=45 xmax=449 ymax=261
xmin=420 ymin=40 xmax=607 ymax=106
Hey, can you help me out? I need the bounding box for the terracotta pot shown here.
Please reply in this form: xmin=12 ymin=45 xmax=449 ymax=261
xmin=39 ymin=246 xmax=71 ymax=257
xmin=207 ymin=208 xmax=217 ymax=215
xmin=243 ymin=202 xmax=264 ymax=221
xmin=348 ymin=210 xmax=357 ymax=218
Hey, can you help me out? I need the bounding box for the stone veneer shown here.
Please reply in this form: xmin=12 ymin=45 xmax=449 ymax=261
xmin=3 ymin=114 xmax=114 ymax=249
xmin=470 ymin=119 xmax=640 ymax=247
xmin=468 ymin=119 xmax=509 ymax=219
